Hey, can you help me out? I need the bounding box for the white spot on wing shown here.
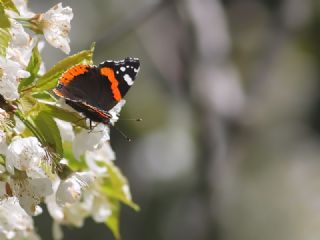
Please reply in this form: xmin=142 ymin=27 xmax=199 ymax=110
xmin=123 ymin=74 xmax=134 ymax=86
xmin=134 ymin=67 xmax=140 ymax=73
xmin=120 ymin=67 xmax=126 ymax=72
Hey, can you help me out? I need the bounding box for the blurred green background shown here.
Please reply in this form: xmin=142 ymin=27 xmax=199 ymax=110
xmin=31 ymin=0 xmax=320 ymax=239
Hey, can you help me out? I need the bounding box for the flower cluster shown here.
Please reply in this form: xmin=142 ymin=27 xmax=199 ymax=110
xmin=0 ymin=1 xmax=137 ymax=239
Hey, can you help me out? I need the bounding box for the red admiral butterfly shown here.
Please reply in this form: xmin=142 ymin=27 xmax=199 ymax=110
xmin=53 ymin=57 xmax=140 ymax=126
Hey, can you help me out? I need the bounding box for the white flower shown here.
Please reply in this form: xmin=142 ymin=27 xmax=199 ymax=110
xmin=10 ymin=20 xmax=29 ymax=47
xmin=5 ymin=138 xmax=53 ymax=215
xmin=41 ymin=3 xmax=73 ymax=54
xmin=109 ymin=99 xmax=126 ymax=125
xmin=60 ymin=201 xmax=89 ymax=227
xmin=46 ymin=174 xmax=112 ymax=228
xmin=55 ymin=189 xmax=111 ymax=227
xmin=85 ymin=142 xmax=115 ymax=175
xmin=91 ymin=195 xmax=112 ymax=222
xmin=46 ymin=177 xmax=64 ymax=222
xmin=38 ymin=41 xmax=47 ymax=75
xmin=47 ymin=191 xmax=89 ymax=227
xmin=0 ymin=57 xmax=30 ymax=101
xmin=55 ymin=119 xmax=74 ymax=142
xmin=0 ymin=129 xmax=7 ymax=155
xmin=7 ymin=20 xmax=36 ymax=68
xmin=9 ymin=177 xmax=53 ymax=216
xmin=0 ymin=197 xmax=40 ymax=239
xmin=13 ymin=115 xmax=25 ymax=134
xmin=56 ymin=172 xmax=94 ymax=206
xmin=73 ymin=124 xmax=110 ymax=159
xmin=6 ymin=137 xmax=46 ymax=175
xmin=7 ymin=0 xmax=35 ymax=18
xmin=46 ymin=175 xmax=92 ymax=227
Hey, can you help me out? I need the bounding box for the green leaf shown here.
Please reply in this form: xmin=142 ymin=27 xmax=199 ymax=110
xmin=19 ymin=44 xmax=42 ymax=91
xmin=32 ymin=91 xmax=56 ymax=102
xmin=0 ymin=27 xmax=10 ymax=56
xmin=34 ymin=44 xmax=95 ymax=92
xmin=19 ymin=95 xmax=40 ymax=116
xmin=1 ymin=0 xmax=19 ymax=14
xmin=0 ymin=154 xmax=4 ymax=164
xmin=38 ymin=102 xmax=87 ymax=129
xmin=105 ymin=199 xmax=121 ymax=240
xmin=33 ymin=111 xmax=63 ymax=156
xmin=14 ymin=110 xmax=46 ymax=145
xmin=63 ymin=141 xmax=87 ymax=171
xmin=0 ymin=3 xmax=10 ymax=28
xmin=20 ymin=125 xmax=33 ymax=138
xmin=101 ymin=161 xmax=139 ymax=211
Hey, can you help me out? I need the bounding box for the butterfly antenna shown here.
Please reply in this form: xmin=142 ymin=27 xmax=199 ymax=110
xmin=118 ymin=118 xmax=143 ymax=122
xmin=112 ymin=124 xmax=132 ymax=142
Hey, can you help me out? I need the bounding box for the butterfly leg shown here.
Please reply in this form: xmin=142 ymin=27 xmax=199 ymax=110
xmin=74 ymin=116 xmax=87 ymax=124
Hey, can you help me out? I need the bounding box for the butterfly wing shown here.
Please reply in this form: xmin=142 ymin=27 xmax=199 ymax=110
xmin=98 ymin=57 xmax=140 ymax=104
xmin=54 ymin=58 xmax=140 ymax=112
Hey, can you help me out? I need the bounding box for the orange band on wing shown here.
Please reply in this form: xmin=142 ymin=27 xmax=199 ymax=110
xmin=100 ymin=67 xmax=122 ymax=101
xmin=60 ymin=64 xmax=89 ymax=85
xmin=53 ymin=88 xmax=63 ymax=97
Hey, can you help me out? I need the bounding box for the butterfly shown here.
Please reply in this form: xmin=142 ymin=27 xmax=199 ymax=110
xmin=53 ymin=57 xmax=140 ymax=127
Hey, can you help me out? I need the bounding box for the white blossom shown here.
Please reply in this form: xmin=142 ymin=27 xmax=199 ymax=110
xmin=60 ymin=200 xmax=89 ymax=227
xmin=8 ymin=0 xmax=35 ymax=18
xmin=46 ymin=172 xmax=113 ymax=228
xmin=0 ymin=57 xmax=30 ymax=101
xmin=85 ymin=142 xmax=115 ymax=175
xmin=5 ymin=136 xmax=53 ymax=216
xmin=45 ymin=177 xmax=64 ymax=222
xmin=71 ymin=100 xmax=125 ymax=159
xmin=9 ymin=177 xmax=53 ymax=216
xmin=56 ymin=172 xmax=94 ymax=206
xmin=41 ymin=3 xmax=73 ymax=54
xmin=13 ymin=115 xmax=25 ymax=134
xmin=109 ymin=99 xmax=126 ymax=125
xmin=0 ymin=129 xmax=7 ymax=155
xmin=6 ymin=137 xmax=46 ymax=175
xmin=55 ymin=119 xmax=74 ymax=142
xmin=91 ymin=195 xmax=112 ymax=222
xmin=54 ymin=188 xmax=111 ymax=227
xmin=47 ymin=191 xmax=89 ymax=227
xmin=0 ymin=197 xmax=40 ymax=239
xmin=7 ymin=20 xmax=35 ymax=68
xmin=72 ymin=124 xmax=110 ymax=159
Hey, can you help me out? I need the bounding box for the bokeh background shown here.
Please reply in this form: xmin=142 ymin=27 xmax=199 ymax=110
xmin=30 ymin=0 xmax=320 ymax=239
